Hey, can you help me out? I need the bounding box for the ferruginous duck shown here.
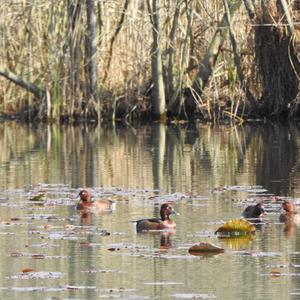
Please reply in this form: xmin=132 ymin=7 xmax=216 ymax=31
xmin=76 ymin=189 xmax=115 ymax=212
xmin=136 ymin=203 xmax=177 ymax=232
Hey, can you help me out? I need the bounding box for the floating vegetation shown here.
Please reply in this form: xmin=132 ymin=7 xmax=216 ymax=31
xmin=21 ymin=268 xmax=35 ymax=273
xmin=237 ymin=251 xmax=281 ymax=257
xmin=108 ymin=247 xmax=121 ymax=251
xmin=25 ymin=214 xmax=59 ymax=220
xmin=215 ymin=219 xmax=256 ymax=237
xmin=144 ymin=282 xmax=184 ymax=285
xmin=269 ymin=269 xmax=281 ymax=277
xmin=29 ymin=192 xmax=46 ymax=201
xmin=0 ymin=183 xmax=296 ymax=299
xmin=9 ymin=271 xmax=65 ymax=279
xmin=188 ymin=242 xmax=224 ymax=255
xmin=10 ymin=252 xmax=69 ymax=259
xmin=0 ymin=285 xmax=97 ymax=292
xmin=25 ymin=242 xmax=59 ymax=248
xmin=212 ymin=185 xmax=268 ymax=194
xmin=172 ymin=293 xmax=216 ymax=299
xmin=82 ymin=268 xmax=125 ymax=274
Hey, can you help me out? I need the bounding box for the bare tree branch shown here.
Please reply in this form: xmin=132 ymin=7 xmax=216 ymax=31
xmin=0 ymin=66 xmax=45 ymax=99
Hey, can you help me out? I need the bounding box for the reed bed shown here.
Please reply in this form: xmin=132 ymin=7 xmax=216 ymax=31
xmin=0 ymin=1 xmax=298 ymax=123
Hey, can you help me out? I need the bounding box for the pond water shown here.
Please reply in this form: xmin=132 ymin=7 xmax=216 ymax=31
xmin=0 ymin=121 xmax=299 ymax=299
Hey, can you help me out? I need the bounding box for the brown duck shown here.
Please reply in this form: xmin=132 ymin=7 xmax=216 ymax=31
xmin=136 ymin=203 xmax=177 ymax=232
xmin=76 ymin=189 xmax=115 ymax=212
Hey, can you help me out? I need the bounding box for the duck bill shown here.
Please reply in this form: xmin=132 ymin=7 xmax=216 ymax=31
xmin=259 ymin=210 xmax=267 ymax=217
xmin=171 ymin=209 xmax=180 ymax=216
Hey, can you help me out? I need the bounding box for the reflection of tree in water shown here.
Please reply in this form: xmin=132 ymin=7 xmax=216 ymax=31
xmin=151 ymin=123 xmax=166 ymax=191
xmin=1 ymin=122 xmax=299 ymax=198
xmin=254 ymin=124 xmax=299 ymax=196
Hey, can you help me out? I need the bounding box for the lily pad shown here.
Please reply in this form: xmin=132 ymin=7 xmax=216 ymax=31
xmin=215 ymin=219 xmax=255 ymax=237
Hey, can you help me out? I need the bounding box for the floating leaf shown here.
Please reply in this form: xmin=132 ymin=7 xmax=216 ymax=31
xmin=108 ymin=247 xmax=120 ymax=251
xmin=10 ymin=271 xmax=64 ymax=280
xmin=99 ymin=229 xmax=110 ymax=236
xmin=21 ymin=268 xmax=35 ymax=273
xmin=31 ymin=254 xmax=45 ymax=259
xmin=80 ymin=241 xmax=91 ymax=247
xmin=11 ymin=252 xmax=23 ymax=257
xmin=173 ymin=293 xmax=216 ymax=299
xmin=215 ymin=219 xmax=255 ymax=237
xmin=82 ymin=268 xmax=123 ymax=274
xmin=29 ymin=193 xmax=46 ymax=201
xmin=188 ymin=242 xmax=224 ymax=255
xmin=270 ymin=269 xmax=281 ymax=277
xmin=44 ymin=224 xmax=53 ymax=230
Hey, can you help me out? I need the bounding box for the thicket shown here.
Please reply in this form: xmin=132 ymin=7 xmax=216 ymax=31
xmin=0 ymin=0 xmax=299 ymax=124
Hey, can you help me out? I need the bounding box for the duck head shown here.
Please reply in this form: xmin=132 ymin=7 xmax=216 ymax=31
xmin=160 ymin=203 xmax=175 ymax=221
xmin=254 ymin=202 xmax=265 ymax=217
xmin=282 ymin=201 xmax=296 ymax=214
xmin=78 ymin=189 xmax=92 ymax=202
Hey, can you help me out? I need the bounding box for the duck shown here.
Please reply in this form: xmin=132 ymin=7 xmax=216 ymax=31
xmin=279 ymin=201 xmax=300 ymax=238
xmin=76 ymin=189 xmax=115 ymax=212
xmin=279 ymin=201 xmax=298 ymax=222
xmin=136 ymin=203 xmax=177 ymax=232
xmin=242 ymin=202 xmax=265 ymax=219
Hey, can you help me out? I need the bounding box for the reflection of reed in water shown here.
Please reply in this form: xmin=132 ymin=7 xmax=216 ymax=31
xmin=1 ymin=123 xmax=299 ymax=203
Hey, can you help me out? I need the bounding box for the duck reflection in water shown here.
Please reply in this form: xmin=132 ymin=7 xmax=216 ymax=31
xmin=79 ymin=210 xmax=93 ymax=226
xmin=159 ymin=231 xmax=175 ymax=251
xmin=280 ymin=201 xmax=300 ymax=238
xmin=135 ymin=203 xmax=177 ymax=252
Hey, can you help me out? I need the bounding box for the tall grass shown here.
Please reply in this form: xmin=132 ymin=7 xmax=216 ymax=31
xmin=0 ymin=1 xmax=282 ymax=122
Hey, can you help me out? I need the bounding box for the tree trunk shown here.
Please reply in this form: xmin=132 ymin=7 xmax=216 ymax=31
xmin=191 ymin=0 xmax=242 ymax=98
xmin=166 ymin=0 xmax=182 ymax=102
xmin=151 ymin=0 xmax=166 ymax=121
xmin=224 ymin=0 xmax=256 ymax=111
xmin=103 ymin=0 xmax=130 ymax=84
xmin=255 ymin=0 xmax=299 ymax=117
xmin=168 ymin=0 xmax=194 ymax=118
xmin=86 ymin=0 xmax=99 ymax=120
xmin=68 ymin=0 xmax=82 ymax=117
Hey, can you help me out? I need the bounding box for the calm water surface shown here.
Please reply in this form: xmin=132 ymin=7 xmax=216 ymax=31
xmin=0 ymin=122 xmax=299 ymax=299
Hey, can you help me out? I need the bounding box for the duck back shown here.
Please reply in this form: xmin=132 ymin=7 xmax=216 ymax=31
xmin=242 ymin=203 xmax=264 ymax=218
xmin=136 ymin=218 xmax=162 ymax=232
